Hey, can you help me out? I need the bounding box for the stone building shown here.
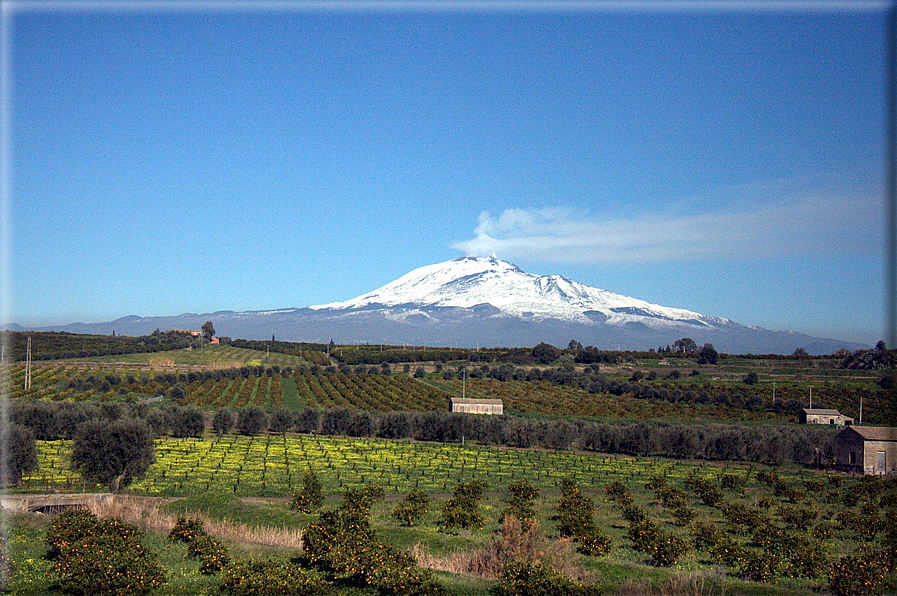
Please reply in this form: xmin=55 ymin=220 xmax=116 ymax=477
xmin=449 ymin=398 xmax=503 ymax=415
xmin=799 ymin=408 xmax=853 ymax=426
xmin=833 ymin=426 xmax=897 ymax=475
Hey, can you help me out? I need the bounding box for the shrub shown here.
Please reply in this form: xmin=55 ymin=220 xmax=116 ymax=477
xmin=690 ymin=522 xmax=719 ymax=551
xmin=557 ymin=481 xmax=592 ymax=536
xmin=441 ymin=480 xmax=488 ymax=531
xmin=644 ymin=474 xmax=667 ymax=491
xmin=828 ymin=545 xmax=890 ymax=596
xmin=785 ymin=539 xmax=828 ymax=579
xmin=504 ymin=480 xmax=539 ymax=522
xmin=168 ymin=516 xmax=206 ymax=543
xmin=575 ymin=527 xmax=611 ymax=556
xmin=669 ymin=503 xmax=696 ymax=526
xmin=49 ymin=514 xmax=164 ymax=596
xmin=45 ymin=509 xmax=102 ymax=559
xmin=290 ymin=470 xmax=324 ymax=514
xmin=720 ymin=473 xmax=746 ymax=491
xmin=220 ymin=559 xmax=333 ymax=596
xmin=392 ymin=489 xmax=430 ymax=527
xmin=708 ymin=533 xmax=747 ymax=567
xmin=737 ymin=548 xmax=779 ymax=583
xmin=212 ymin=408 xmax=236 ymax=435
xmin=187 ymin=535 xmax=230 ymax=574
xmin=627 ymin=517 xmax=689 ymax=567
xmin=340 ymin=485 xmax=381 ymax=518
xmin=813 ymin=523 xmax=833 ymax=541
xmin=779 ymin=504 xmax=817 ymax=531
xmin=605 ymin=480 xmax=630 ymax=504
xmin=303 ymin=501 xmax=444 ymax=595
xmin=719 ymin=502 xmax=764 ymax=534
xmin=490 ymin=561 xmax=582 ymax=596
xmin=684 ymin=477 xmax=722 ymax=507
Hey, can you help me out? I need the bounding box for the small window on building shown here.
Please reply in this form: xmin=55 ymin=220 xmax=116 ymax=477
xmin=829 ymin=419 xmax=834 ymax=424
xmin=849 ymin=452 xmax=857 ymax=465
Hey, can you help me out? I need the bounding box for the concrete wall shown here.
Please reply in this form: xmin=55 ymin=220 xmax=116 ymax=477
xmin=834 ymin=431 xmax=865 ymax=473
xmin=805 ymin=414 xmax=851 ymax=426
xmin=863 ymin=440 xmax=897 ymax=475
xmin=834 ymin=433 xmax=897 ymax=474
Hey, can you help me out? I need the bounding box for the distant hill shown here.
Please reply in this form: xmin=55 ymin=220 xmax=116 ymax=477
xmin=20 ymin=256 xmax=869 ymax=355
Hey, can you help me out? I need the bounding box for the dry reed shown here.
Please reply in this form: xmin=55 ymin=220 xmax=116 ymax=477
xmin=410 ymin=517 xmax=589 ymax=582
xmin=86 ymin=496 xmax=302 ymax=550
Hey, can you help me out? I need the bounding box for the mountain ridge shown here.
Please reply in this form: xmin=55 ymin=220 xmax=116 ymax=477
xmin=14 ymin=256 xmax=868 ymax=354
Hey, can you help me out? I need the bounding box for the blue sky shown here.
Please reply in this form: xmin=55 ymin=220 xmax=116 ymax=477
xmin=7 ymin=2 xmax=888 ymax=345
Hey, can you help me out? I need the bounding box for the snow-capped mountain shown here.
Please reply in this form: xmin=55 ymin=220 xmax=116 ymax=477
xmin=314 ymin=256 xmax=725 ymax=330
xmin=27 ymin=256 xmax=868 ymax=354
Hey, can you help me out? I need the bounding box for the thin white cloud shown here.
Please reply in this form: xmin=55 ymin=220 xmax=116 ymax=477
xmin=452 ymin=197 xmax=882 ymax=265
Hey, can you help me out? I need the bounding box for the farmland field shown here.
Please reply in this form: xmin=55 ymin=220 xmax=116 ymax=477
xmin=22 ymin=434 xmax=778 ymax=497
xmin=12 ymin=433 xmax=896 ymax=596
xmin=3 ymin=335 xmax=895 ymax=595
xmin=72 ymin=344 xmax=308 ymax=368
xmin=427 ymin=377 xmax=788 ymax=423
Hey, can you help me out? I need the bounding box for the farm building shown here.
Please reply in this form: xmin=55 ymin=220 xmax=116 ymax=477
xmin=833 ymin=426 xmax=897 ymax=475
xmin=799 ymin=408 xmax=853 ymax=426
xmin=449 ymin=398 xmax=503 ymax=415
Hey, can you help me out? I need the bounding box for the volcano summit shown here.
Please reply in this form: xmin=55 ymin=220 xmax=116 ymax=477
xmin=41 ymin=256 xmax=868 ymax=355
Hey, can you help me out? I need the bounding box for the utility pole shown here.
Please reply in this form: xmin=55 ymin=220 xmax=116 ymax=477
xmin=24 ymin=336 xmax=32 ymax=391
xmin=462 ymin=368 xmax=466 ymax=400
xmin=772 ymin=381 xmax=776 ymax=404
xmin=860 ymin=396 xmax=864 ymax=424
xmin=808 ymin=385 xmax=814 ymax=410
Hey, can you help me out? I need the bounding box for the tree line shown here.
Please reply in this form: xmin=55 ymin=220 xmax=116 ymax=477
xmin=8 ymin=399 xmax=839 ymax=479
xmin=4 ymin=330 xmax=209 ymax=361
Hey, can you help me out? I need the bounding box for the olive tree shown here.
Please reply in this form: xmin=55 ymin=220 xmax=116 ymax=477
xmin=72 ymin=418 xmax=154 ymax=492
xmin=4 ymin=424 xmax=38 ymax=485
xmin=237 ymin=406 xmax=267 ymax=436
xmin=212 ymin=408 xmax=235 ymax=435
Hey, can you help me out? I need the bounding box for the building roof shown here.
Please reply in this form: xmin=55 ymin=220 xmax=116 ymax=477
xmin=846 ymin=426 xmax=897 ymax=442
xmin=802 ymin=408 xmax=845 ymax=416
xmin=449 ymin=398 xmax=503 ymax=405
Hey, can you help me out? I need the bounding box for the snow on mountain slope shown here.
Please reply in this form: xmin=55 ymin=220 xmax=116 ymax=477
xmin=312 ymin=256 xmax=729 ymax=330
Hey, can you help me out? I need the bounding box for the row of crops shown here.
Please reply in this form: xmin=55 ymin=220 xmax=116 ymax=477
xmin=5 ymin=362 xmax=793 ymax=422
xmin=5 ymin=359 xmax=883 ymax=425
xmin=430 ymin=377 xmax=785 ymax=422
xmin=84 ymin=344 xmax=311 ymax=368
xmin=25 ymin=434 xmax=804 ymax=498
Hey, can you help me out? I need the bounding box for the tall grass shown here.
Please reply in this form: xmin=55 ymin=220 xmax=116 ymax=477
xmin=86 ymin=495 xmax=302 ymax=549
